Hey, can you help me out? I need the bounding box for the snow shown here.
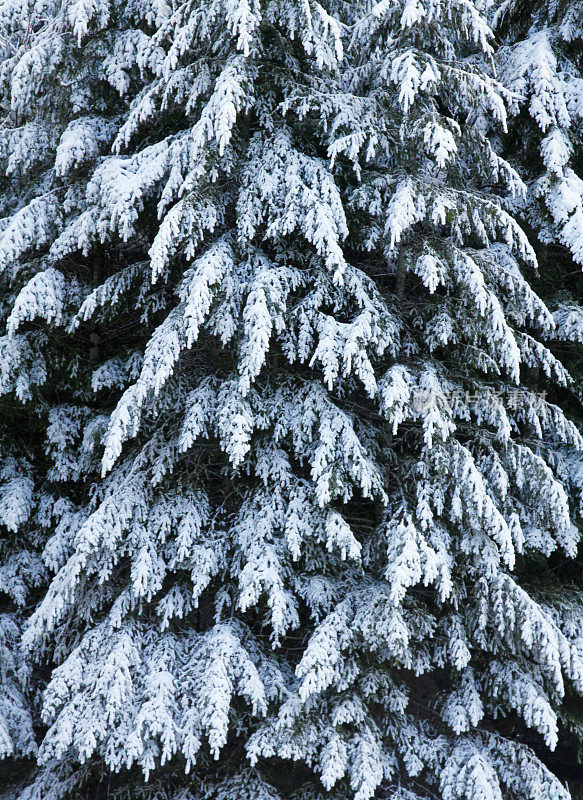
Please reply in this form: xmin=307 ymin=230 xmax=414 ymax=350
xmin=0 ymin=0 xmax=582 ymax=799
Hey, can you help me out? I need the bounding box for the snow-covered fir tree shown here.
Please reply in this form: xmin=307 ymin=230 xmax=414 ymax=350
xmin=493 ymin=0 xmax=583 ymax=390
xmin=0 ymin=447 xmax=43 ymax=796
xmin=493 ymin=0 xmax=583 ymax=783
xmin=1 ymin=1 xmax=583 ymax=799
xmin=494 ymin=0 xmax=583 ymax=267
xmin=0 ymin=11 xmax=57 ymax=798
